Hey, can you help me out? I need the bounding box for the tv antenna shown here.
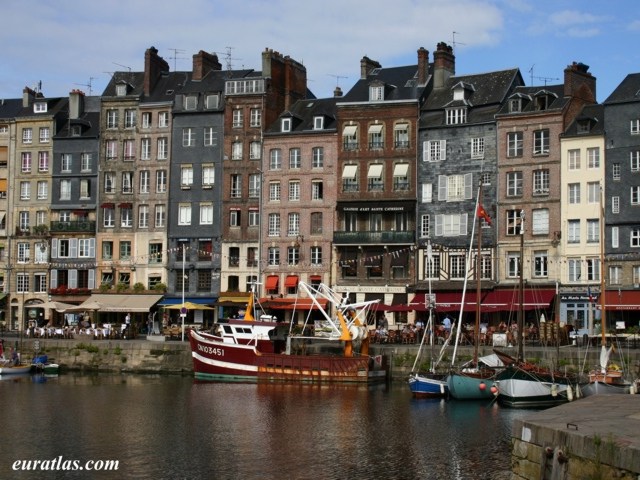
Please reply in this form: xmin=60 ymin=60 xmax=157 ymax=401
xmin=168 ymin=48 xmax=186 ymax=71
xmin=74 ymin=77 xmax=95 ymax=95
xmin=327 ymin=74 xmax=347 ymax=88
xmin=215 ymin=46 xmax=241 ymax=73
xmin=113 ymin=62 xmax=132 ymax=72
xmin=528 ymin=65 xmax=559 ymax=86
xmin=452 ymin=31 xmax=466 ymax=53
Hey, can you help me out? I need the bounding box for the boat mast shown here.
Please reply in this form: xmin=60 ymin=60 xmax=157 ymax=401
xmin=474 ymin=184 xmax=483 ymax=366
xmin=517 ymin=210 xmax=525 ymax=363
xmin=599 ymin=182 xmax=607 ymax=348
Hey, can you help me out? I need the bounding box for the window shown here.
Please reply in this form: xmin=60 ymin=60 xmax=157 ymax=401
xmin=34 ymin=102 xmax=47 ymax=113
xmin=246 ymin=247 xmax=257 ymax=268
xmin=507 ymin=132 xmax=523 ymax=157
xmin=205 ymin=94 xmax=219 ymax=110
xmin=424 ymin=140 xmax=446 ymax=162
xmin=20 ymin=181 xmax=30 ymax=200
xmin=450 ymin=255 xmax=466 ymax=279
xmin=567 ymin=220 xmax=580 ymax=243
xmin=370 ymin=85 xmax=384 ymax=101
xmin=140 ymin=138 xmax=151 ymax=160
xmin=102 ymin=241 xmax=113 ymax=260
xmin=106 ymin=140 xmax=117 ymax=160
xmin=312 ymin=147 xmax=324 ymax=168
xmin=248 ymin=209 xmax=259 ymax=227
xmin=37 ymin=181 xmax=47 ymax=200
xmin=532 ymin=209 xmax=549 ymax=235
xmin=420 ymin=215 xmax=430 ymax=238
xmin=586 ymin=258 xmax=600 ymax=282
xmin=232 ymin=109 xmax=243 ymax=128
xmin=138 ymin=205 xmax=149 ymax=228
xmin=342 ymin=164 xmax=358 ymax=192
xmin=248 ymin=174 xmax=260 ymax=198
xmin=122 ymin=172 xmax=133 ymax=194
xmin=81 ymin=153 xmax=91 ymax=171
xmin=310 ymin=246 xmax=322 ymax=266
xmin=157 ymin=137 xmax=168 ymax=160
xmin=268 ymin=213 xmax=280 ymax=237
xmin=568 ymin=149 xmax=580 ymax=170
xmin=156 ymin=170 xmax=167 ymax=193
xmin=394 ymin=123 xmax=409 ymax=148
xmin=288 ymin=212 xmax=300 ymax=236
xmin=269 ymin=149 xmax=282 ymax=170
xmin=268 ymin=247 xmax=280 ymax=266
xmin=200 ymin=203 xmax=213 ymax=225
xmin=120 ymin=206 xmax=133 ymax=228
xmin=119 ymin=241 xmax=131 ymax=260
xmin=19 ymin=211 xmax=29 ymax=230
xmin=79 ymin=179 xmax=90 ymax=199
xmin=393 ymin=163 xmax=409 ymax=191
xmin=249 ymin=141 xmax=261 ymax=160
xmin=631 ymin=151 xmax=640 ymax=172
xmin=509 ymin=98 xmax=522 ymax=113
xmin=202 ymin=165 xmax=215 ymax=187
xmin=289 ymin=148 xmax=301 ymax=169
xmin=533 ymin=129 xmax=549 ymax=155
xmin=506 ymin=210 xmax=523 ymax=236
xmin=103 ymin=207 xmax=115 ymax=228
xmin=139 ymin=170 xmax=150 ymax=194
xmin=568 ymin=183 xmax=580 ymax=204
xmin=613 ymin=163 xmax=621 ymax=180
xmin=106 ymin=110 xmax=118 ymax=129
xmin=281 ymin=118 xmax=291 ymax=132
xmin=141 ymin=112 xmax=151 ymax=128
xmin=367 ymin=164 xmax=383 ymax=191
xmin=204 ymin=127 xmax=217 ymax=147
xmin=149 ymin=243 xmax=163 ymax=264
xmin=289 ymin=181 xmax=300 ymax=201
xmin=269 ymin=182 xmax=281 ymax=201
xmin=533 ymin=170 xmax=549 ymax=195
xmin=446 ymin=108 xmax=467 ymax=125
xmin=632 ymin=186 xmax=640 ymax=205
xmin=158 ymin=112 xmax=169 ymax=128
xmin=124 ymin=109 xmax=136 ymax=128
xmin=631 ymin=119 xmax=640 ymax=135
xmin=313 ymin=116 xmax=324 ymax=130
xmin=310 ymin=212 xmax=323 ymax=235
xmin=38 ymin=151 xmax=49 ymax=171
xmin=568 ymin=259 xmax=582 ymax=282
xmin=587 ymin=182 xmax=600 ymax=203
xmin=182 ymin=128 xmax=195 ymax=147
xmin=342 ymin=125 xmax=358 ymax=150
xmin=612 ymin=196 xmax=620 ymax=214
xmin=533 ymin=251 xmax=548 ymax=278
xmin=123 ymin=139 xmax=135 ymax=160
xmin=22 ymin=128 xmax=33 ymax=144
xmin=507 ymin=252 xmax=520 ymax=278
xmin=287 ymin=246 xmax=300 ymax=266
xmin=230 ymin=175 xmax=241 ymax=198
xmin=39 ymin=127 xmax=50 ymax=143
xmin=229 ymin=209 xmax=241 ymax=227
xmin=21 ymin=152 xmax=32 ymax=172
xmin=311 ymin=180 xmax=323 ymax=200
xmin=632 ymin=228 xmax=640 ymax=247
xmin=437 ymin=173 xmax=472 ymax=202
xmin=610 ymin=266 xmax=622 ymax=285
xmin=181 ymin=165 xmax=193 ymax=187
xmin=178 ymin=204 xmax=191 ymax=225
xmin=471 ymin=137 xmax=485 ymax=159
xmin=250 ymin=108 xmax=261 ymax=127
xmin=61 ymin=154 xmax=72 ymax=172
xmin=155 ymin=205 xmax=165 ymax=228
xmin=434 ymin=214 xmax=468 ymax=236
xmin=184 ymin=95 xmax=197 ymax=111
xmin=506 ymin=171 xmax=523 ymax=197
xmin=368 ymin=124 xmax=383 ymax=149
xmin=588 ymin=147 xmax=600 ymax=168
xmin=60 ymin=180 xmax=71 ymax=200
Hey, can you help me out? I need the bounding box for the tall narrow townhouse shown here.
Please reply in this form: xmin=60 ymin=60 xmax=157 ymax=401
xmin=97 ymin=47 xmax=182 ymax=319
xmin=260 ymin=96 xmax=339 ymax=322
xmin=11 ymin=87 xmax=68 ymax=332
xmin=221 ymin=48 xmax=307 ymax=304
xmin=559 ymin=104 xmax=605 ymax=336
xmin=415 ymin=42 xmax=523 ymax=327
xmin=0 ymin=97 xmax=23 ymax=329
xmin=165 ymin=51 xmax=229 ymax=325
xmin=601 ymin=73 xmax=640 ymax=327
xmin=49 ymin=90 xmax=101 ymax=315
xmin=334 ymin=48 xmax=429 ymax=326
xmin=495 ymin=62 xmax=597 ymax=329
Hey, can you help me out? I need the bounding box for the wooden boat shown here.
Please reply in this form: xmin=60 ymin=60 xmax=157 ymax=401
xmin=493 ymin=211 xmax=579 ymax=408
xmin=189 ymin=282 xmax=387 ymax=383
xmin=0 ymin=363 xmax=32 ymax=375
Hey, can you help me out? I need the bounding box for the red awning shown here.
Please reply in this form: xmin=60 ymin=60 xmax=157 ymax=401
xmin=265 ymin=275 xmax=279 ymax=291
xmin=284 ymin=275 xmax=299 ymax=288
xmin=482 ymin=288 xmax=556 ymax=311
xmin=601 ymin=290 xmax=640 ymax=311
xmin=261 ymin=298 xmax=328 ymax=310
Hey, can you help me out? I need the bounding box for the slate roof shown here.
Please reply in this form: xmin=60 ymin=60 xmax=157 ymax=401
xmin=421 ymin=68 xmax=523 ymax=127
xmin=265 ymin=97 xmax=337 ymax=134
xmin=339 ymin=64 xmax=430 ymax=103
xmin=563 ymin=103 xmax=605 ymax=137
xmin=603 ymin=73 xmax=640 ymax=104
xmin=0 ymin=98 xmax=23 ymax=119
xmin=495 ymin=83 xmax=568 ymax=116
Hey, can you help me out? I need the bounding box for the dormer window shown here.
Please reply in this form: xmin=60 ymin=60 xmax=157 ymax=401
xmin=577 ymin=119 xmax=590 ymax=134
xmin=535 ymin=95 xmax=549 ymax=111
xmin=34 ymin=102 xmax=47 ymax=113
xmin=509 ymin=99 xmax=522 ymax=113
xmin=205 ymin=94 xmax=219 ymax=109
xmin=370 ymin=85 xmax=384 ymax=101
xmin=116 ymin=83 xmax=128 ymax=97
xmin=281 ymin=118 xmax=291 ymax=132
xmin=446 ymin=107 xmax=467 ymax=125
xmin=313 ymin=116 xmax=324 ymax=130
xmin=71 ymin=125 xmax=82 ymax=137
xmin=184 ymin=95 xmax=197 ymax=110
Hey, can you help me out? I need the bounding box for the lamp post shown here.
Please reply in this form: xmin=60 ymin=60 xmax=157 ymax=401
xmin=181 ymin=243 xmax=186 ymax=341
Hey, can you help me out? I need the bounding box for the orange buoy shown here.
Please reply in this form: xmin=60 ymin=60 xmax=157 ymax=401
xmin=479 ymin=382 xmax=486 ymax=390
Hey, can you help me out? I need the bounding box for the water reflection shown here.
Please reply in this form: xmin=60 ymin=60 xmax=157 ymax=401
xmin=0 ymin=375 xmax=528 ymax=480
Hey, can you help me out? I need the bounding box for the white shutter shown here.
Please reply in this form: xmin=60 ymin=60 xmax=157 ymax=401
xmin=70 ymin=238 xmax=78 ymax=258
xmin=464 ymin=173 xmax=473 ymax=199
xmin=421 ymin=183 xmax=432 ymax=203
xmin=50 ymin=270 xmax=58 ymax=288
xmin=51 ymin=239 xmax=58 ymax=259
xmin=438 ymin=175 xmax=447 ymax=201
xmin=460 ymin=213 xmax=468 ymax=235
xmin=440 ymin=140 xmax=447 ymax=161
xmin=422 ymin=141 xmax=429 ymax=162
xmin=435 ymin=214 xmax=443 ymax=236
xmin=69 ymin=270 xmax=78 ymax=289
xmin=88 ymin=269 xmax=96 ymax=289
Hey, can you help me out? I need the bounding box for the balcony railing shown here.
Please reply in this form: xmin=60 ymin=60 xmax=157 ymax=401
xmin=333 ymin=230 xmax=415 ymax=244
xmin=50 ymin=220 xmax=96 ymax=233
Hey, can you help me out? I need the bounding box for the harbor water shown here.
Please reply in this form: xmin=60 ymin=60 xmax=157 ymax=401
xmin=0 ymin=374 xmax=530 ymax=480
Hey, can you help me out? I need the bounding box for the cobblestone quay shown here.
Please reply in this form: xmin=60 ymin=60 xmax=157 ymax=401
xmin=510 ymin=395 xmax=640 ymax=480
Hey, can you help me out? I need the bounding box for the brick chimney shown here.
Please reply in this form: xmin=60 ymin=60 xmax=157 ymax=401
xmin=433 ymin=42 xmax=455 ymax=89
xmin=144 ymin=46 xmax=170 ymax=96
xmin=334 ymin=86 xmax=343 ymax=97
xmin=360 ymin=56 xmax=381 ymax=79
xmin=564 ymin=62 xmax=596 ymax=103
xmin=417 ymin=47 xmax=429 ymax=85
xmin=69 ymin=89 xmax=85 ymax=119
xmin=192 ymin=50 xmax=222 ymax=81
xmin=22 ymin=87 xmax=36 ymax=107
xmin=262 ymin=48 xmax=308 ymax=111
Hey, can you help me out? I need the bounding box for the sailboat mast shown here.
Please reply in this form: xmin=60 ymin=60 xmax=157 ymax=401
xmin=474 ymin=184 xmax=482 ymax=365
xmin=599 ymin=182 xmax=607 ymax=348
xmin=517 ymin=210 xmax=525 ymax=363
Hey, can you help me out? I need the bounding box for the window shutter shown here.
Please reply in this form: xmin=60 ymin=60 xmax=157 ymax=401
xmin=464 ymin=173 xmax=473 ymax=199
xmin=88 ymin=269 xmax=95 ymax=289
xmin=440 ymin=140 xmax=447 ymax=160
xmin=422 ymin=183 xmax=432 ymax=203
xmin=438 ymin=176 xmax=447 ymax=201
xmin=50 ymin=270 xmax=58 ymax=289
xmin=460 ymin=214 xmax=468 ymax=235
xmin=70 ymin=238 xmax=78 ymax=258
xmin=69 ymin=270 xmax=78 ymax=289
xmin=435 ymin=215 xmax=443 ymax=236
xmin=51 ymin=239 xmax=58 ymax=259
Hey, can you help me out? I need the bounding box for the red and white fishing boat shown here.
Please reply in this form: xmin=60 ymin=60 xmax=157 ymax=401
xmin=189 ymin=282 xmax=387 ymax=383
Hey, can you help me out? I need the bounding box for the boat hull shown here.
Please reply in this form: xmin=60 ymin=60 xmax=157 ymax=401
xmin=447 ymin=371 xmax=498 ymax=400
xmin=582 ymin=379 xmax=632 ymax=396
xmin=0 ymin=364 xmax=32 ymax=375
xmin=408 ymin=373 xmax=449 ymax=398
xmin=495 ymin=366 xmax=576 ymax=408
xmin=189 ymin=330 xmax=386 ymax=383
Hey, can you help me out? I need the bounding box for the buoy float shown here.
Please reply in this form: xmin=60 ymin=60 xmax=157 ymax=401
xmin=478 ymin=382 xmax=486 ymax=391
xmin=550 ymin=384 xmax=558 ymax=397
xmin=490 ymin=385 xmax=498 ymax=396
xmin=567 ymin=385 xmax=574 ymax=401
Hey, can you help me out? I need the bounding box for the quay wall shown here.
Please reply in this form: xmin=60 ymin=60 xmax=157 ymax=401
xmin=13 ymin=337 xmax=640 ymax=379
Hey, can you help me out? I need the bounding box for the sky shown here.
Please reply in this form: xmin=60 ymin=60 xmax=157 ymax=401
xmin=1 ymin=0 xmax=639 ymax=103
